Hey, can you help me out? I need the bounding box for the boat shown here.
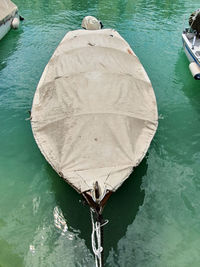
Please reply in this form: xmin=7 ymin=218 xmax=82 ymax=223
xmin=182 ymin=9 xmax=200 ymax=80
xmin=31 ymin=16 xmax=158 ymax=266
xmin=0 ymin=0 xmax=21 ymax=41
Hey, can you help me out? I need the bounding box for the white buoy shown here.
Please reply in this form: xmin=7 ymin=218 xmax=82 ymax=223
xmin=81 ymin=16 xmax=102 ymax=30
xmin=11 ymin=17 xmax=20 ymax=29
xmin=189 ymin=62 xmax=200 ymax=80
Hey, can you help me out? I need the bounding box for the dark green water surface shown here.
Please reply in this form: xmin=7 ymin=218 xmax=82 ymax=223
xmin=0 ymin=0 xmax=200 ymax=266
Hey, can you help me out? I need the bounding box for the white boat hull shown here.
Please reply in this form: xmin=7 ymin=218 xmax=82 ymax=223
xmin=182 ymin=32 xmax=200 ymax=79
xmin=183 ymin=41 xmax=194 ymax=63
xmin=0 ymin=17 xmax=13 ymax=40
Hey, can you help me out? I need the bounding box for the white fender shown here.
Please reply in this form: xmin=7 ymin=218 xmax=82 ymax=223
xmin=11 ymin=17 xmax=20 ymax=29
xmin=189 ymin=62 xmax=200 ymax=80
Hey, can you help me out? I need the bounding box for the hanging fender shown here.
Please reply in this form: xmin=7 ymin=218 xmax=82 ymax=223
xmin=189 ymin=62 xmax=200 ymax=80
xmin=11 ymin=17 xmax=20 ymax=29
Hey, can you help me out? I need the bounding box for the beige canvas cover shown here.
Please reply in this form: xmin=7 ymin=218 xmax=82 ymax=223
xmin=31 ymin=29 xmax=158 ymax=198
xmin=0 ymin=0 xmax=17 ymax=23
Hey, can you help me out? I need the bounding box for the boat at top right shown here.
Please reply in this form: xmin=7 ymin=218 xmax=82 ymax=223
xmin=182 ymin=9 xmax=200 ymax=80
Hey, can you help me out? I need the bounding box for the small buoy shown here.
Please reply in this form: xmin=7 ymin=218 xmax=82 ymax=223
xmin=11 ymin=17 xmax=20 ymax=29
xmin=81 ymin=16 xmax=103 ymax=30
xmin=189 ymin=62 xmax=200 ymax=80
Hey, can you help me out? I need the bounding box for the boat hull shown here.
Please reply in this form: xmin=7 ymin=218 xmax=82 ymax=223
xmin=182 ymin=36 xmax=200 ymax=66
xmin=0 ymin=11 xmax=19 ymax=41
xmin=0 ymin=17 xmax=13 ymax=40
xmin=182 ymin=32 xmax=200 ymax=79
xmin=31 ymin=29 xmax=158 ymax=209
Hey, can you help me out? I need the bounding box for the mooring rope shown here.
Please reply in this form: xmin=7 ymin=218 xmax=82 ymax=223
xmin=90 ymin=208 xmax=103 ymax=267
xmin=90 ymin=208 xmax=109 ymax=267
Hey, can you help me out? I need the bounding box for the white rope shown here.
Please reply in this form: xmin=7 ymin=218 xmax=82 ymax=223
xmin=90 ymin=208 xmax=103 ymax=267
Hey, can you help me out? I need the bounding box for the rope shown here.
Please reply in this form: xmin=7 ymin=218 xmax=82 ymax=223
xmin=90 ymin=208 xmax=103 ymax=267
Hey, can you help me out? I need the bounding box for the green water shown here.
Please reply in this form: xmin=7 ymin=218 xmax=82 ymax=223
xmin=0 ymin=0 xmax=200 ymax=266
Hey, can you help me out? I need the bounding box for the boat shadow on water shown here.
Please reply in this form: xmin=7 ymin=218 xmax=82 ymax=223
xmin=0 ymin=29 xmax=22 ymax=71
xmin=175 ymin=49 xmax=200 ymax=108
xmin=46 ymin=156 xmax=147 ymax=260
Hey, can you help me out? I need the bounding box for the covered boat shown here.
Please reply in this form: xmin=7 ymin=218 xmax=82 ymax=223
xmin=31 ymin=21 xmax=158 ymax=212
xmin=182 ymin=9 xmax=200 ymax=80
xmin=31 ymin=17 xmax=158 ymax=266
xmin=0 ymin=0 xmax=20 ymax=40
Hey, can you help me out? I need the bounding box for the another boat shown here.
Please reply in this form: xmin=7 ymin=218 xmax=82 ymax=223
xmin=31 ymin=16 xmax=158 ymax=266
xmin=0 ymin=0 xmax=20 ymax=41
xmin=182 ymin=9 xmax=200 ymax=80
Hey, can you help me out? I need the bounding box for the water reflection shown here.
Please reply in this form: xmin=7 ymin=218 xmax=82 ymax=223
xmin=0 ymin=29 xmax=22 ymax=71
xmin=175 ymin=49 xmax=200 ymax=105
xmin=46 ymin=164 xmax=92 ymax=247
xmin=172 ymin=50 xmax=200 ymax=166
xmin=103 ymin=158 xmax=146 ymax=258
xmin=0 ymin=238 xmax=23 ymax=267
xmin=70 ymin=0 xmax=99 ymax=11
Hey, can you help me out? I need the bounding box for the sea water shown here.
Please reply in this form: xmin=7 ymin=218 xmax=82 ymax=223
xmin=0 ymin=0 xmax=200 ymax=266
